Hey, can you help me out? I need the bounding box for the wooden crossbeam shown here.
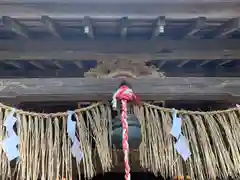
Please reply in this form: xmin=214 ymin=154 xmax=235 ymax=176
xmin=0 ymin=77 xmax=239 ymax=102
xmin=0 ymin=39 xmax=239 ymax=61
xmin=0 ymin=50 xmax=239 ymax=61
xmin=151 ymin=16 xmax=165 ymax=40
xmin=183 ymin=17 xmax=206 ymax=38
xmin=0 ymin=67 xmax=238 ymax=78
xmin=83 ymin=16 xmax=94 ymax=39
xmin=0 ymin=1 xmax=239 ymax=20
xmin=41 ymin=16 xmax=61 ymax=38
xmin=213 ymin=17 xmax=240 ymax=38
xmin=2 ymin=16 xmax=29 ymax=38
xmin=0 ymin=39 xmax=239 ymax=52
xmin=0 ymin=38 xmax=237 ymax=52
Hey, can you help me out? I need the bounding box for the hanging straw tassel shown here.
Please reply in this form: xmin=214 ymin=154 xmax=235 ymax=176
xmin=0 ymin=108 xmax=9 ymax=180
xmin=87 ymin=104 xmax=113 ymax=172
xmin=112 ymin=83 xmax=140 ymax=180
xmin=0 ymin=101 xmax=240 ymax=179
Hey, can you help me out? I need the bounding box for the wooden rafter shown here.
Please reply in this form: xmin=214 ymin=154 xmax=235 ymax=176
xmin=83 ymin=16 xmax=94 ymax=39
xmin=73 ymin=61 xmax=83 ymax=69
xmin=2 ymin=16 xmax=29 ymax=38
xmin=4 ymin=61 xmax=23 ymax=69
xmin=183 ymin=17 xmax=206 ymax=38
xmin=157 ymin=61 xmax=166 ymax=69
xmin=52 ymin=60 xmax=63 ymax=69
xmin=151 ymin=16 xmax=165 ymax=40
xmin=0 ymin=77 xmax=239 ymax=102
xmin=177 ymin=60 xmax=191 ymax=68
xmin=41 ymin=16 xmax=61 ymax=38
xmin=198 ymin=60 xmax=212 ymax=67
xmin=119 ymin=17 xmax=130 ymax=39
xmin=218 ymin=60 xmax=233 ymax=66
xmin=212 ymin=17 xmax=240 ymax=38
xmin=28 ymin=61 xmax=45 ymax=70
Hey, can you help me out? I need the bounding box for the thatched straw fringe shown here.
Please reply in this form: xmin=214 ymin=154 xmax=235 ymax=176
xmin=134 ymin=105 xmax=184 ymax=177
xmin=0 ymin=102 xmax=240 ymax=179
xmin=75 ymin=112 xmax=95 ymax=179
xmin=0 ymin=108 xmax=11 ymax=180
xmin=86 ymin=104 xmax=113 ymax=172
xmin=136 ymin=103 xmax=240 ymax=179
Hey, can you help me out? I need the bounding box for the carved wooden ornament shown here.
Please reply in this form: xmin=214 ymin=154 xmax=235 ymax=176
xmin=84 ymin=59 xmax=165 ymax=78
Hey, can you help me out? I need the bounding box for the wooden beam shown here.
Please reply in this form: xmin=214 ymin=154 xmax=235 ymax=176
xmin=198 ymin=60 xmax=212 ymax=67
xmin=28 ymin=61 xmax=45 ymax=70
xmin=0 ymin=2 xmax=239 ymax=19
xmin=73 ymin=61 xmax=83 ymax=69
xmin=218 ymin=60 xmax=233 ymax=66
xmin=177 ymin=60 xmax=191 ymax=68
xmin=0 ymin=50 xmax=240 ymax=61
xmin=151 ymin=16 xmax=165 ymax=40
xmin=0 ymin=39 xmax=239 ymax=60
xmin=213 ymin=17 xmax=240 ymax=38
xmin=41 ymin=16 xmax=61 ymax=38
xmin=0 ymin=38 xmax=240 ymax=54
xmin=2 ymin=16 xmax=30 ymax=38
xmin=83 ymin=16 xmax=94 ymax=39
xmin=4 ymin=61 xmax=23 ymax=69
xmin=157 ymin=61 xmax=166 ymax=68
xmin=0 ymin=67 xmax=238 ymax=78
xmin=183 ymin=17 xmax=206 ymax=38
xmin=52 ymin=60 xmax=63 ymax=69
xmin=0 ymin=39 xmax=239 ymax=53
xmin=119 ymin=17 xmax=130 ymax=39
xmin=0 ymin=77 xmax=239 ymax=102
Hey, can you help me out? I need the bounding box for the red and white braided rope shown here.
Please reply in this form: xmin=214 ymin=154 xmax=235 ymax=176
xmin=121 ymin=99 xmax=130 ymax=180
xmin=112 ymin=85 xmax=140 ymax=180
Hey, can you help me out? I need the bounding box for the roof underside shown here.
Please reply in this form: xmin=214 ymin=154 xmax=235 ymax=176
xmin=0 ymin=1 xmax=239 ymax=103
xmin=0 ymin=16 xmax=239 ymax=78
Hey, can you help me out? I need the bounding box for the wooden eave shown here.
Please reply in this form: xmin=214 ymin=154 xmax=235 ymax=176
xmin=0 ymin=0 xmax=240 ymax=19
xmin=0 ymin=77 xmax=239 ymax=104
xmin=0 ymin=2 xmax=239 ymax=102
xmin=0 ymin=16 xmax=239 ymax=78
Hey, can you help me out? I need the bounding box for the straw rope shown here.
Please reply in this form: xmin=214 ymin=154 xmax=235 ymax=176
xmin=0 ymin=102 xmax=239 ymax=180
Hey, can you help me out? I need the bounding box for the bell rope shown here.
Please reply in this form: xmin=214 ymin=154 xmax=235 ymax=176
xmin=112 ymin=84 xmax=140 ymax=180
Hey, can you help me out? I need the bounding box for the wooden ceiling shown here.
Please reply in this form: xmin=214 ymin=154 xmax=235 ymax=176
xmin=0 ymin=6 xmax=238 ymax=103
xmin=0 ymin=16 xmax=239 ymax=78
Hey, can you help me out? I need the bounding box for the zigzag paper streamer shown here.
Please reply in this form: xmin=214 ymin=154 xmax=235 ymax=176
xmin=170 ymin=109 xmax=191 ymax=161
xmin=67 ymin=110 xmax=83 ymax=162
xmin=1 ymin=108 xmax=20 ymax=161
xmin=170 ymin=108 xmax=182 ymax=139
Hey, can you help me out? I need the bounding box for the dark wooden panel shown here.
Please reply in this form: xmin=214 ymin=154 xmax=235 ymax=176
xmin=0 ymin=66 xmax=238 ymax=78
xmin=0 ymin=77 xmax=239 ymax=102
xmin=0 ymin=1 xmax=239 ymax=19
xmin=1 ymin=39 xmax=240 ymax=52
xmin=0 ymin=50 xmax=240 ymax=61
xmin=0 ymin=39 xmax=240 ymax=60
